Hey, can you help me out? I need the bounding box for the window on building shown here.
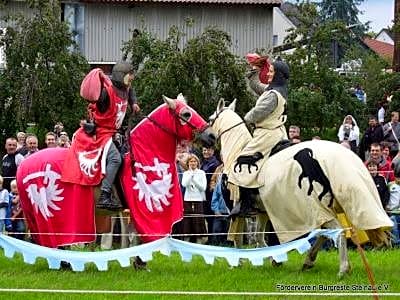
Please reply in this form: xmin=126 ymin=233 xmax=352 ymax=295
xmin=273 ymin=35 xmax=278 ymax=47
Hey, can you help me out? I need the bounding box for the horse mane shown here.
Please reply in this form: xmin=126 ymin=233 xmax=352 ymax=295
xmin=214 ymin=108 xmax=252 ymax=170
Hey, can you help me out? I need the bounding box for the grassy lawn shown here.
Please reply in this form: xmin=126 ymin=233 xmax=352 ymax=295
xmin=0 ymin=247 xmax=399 ymax=300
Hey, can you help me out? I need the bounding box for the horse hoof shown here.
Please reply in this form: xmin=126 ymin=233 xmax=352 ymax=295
xmin=301 ymin=263 xmax=314 ymax=271
xmin=133 ymin=257 xmax=150 ymax=271
xmin=60 ymin=261 xmax=72 ymax=271
xmin=271 ymin=260 xmax=283 ymax=267
xmin=337 ymin=265 xmax=352 ymax=279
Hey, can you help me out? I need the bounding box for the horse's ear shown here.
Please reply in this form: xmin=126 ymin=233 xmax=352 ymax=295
xmin=177 ymin=93 xmax=186 ymax=103
xmin=216 ymin=98 xmax=225 ymax=114
xmin=228 ymin=99 xmax=237 ymax=111
xmin=163 ymin=95 xmax=176 ymax=109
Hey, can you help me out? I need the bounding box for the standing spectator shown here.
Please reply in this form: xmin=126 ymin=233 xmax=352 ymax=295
xmin=172 ymin=141 xmax=191 ymax=239
xmin=366 ymin=143 xmax=395 ymax=183
xmin=200 ymin=146 xmax=221 ymax=240
xmin=377 ymin=101 xmax=387 ymax=125
xmin=288 ymin=125 xmax=300 ymax=141
xmin=359 ymin=116 xmax=384 ymax=161
xmin=2 ymin=138 xmax=24 ymax=191
xmin=366 ymin=161 xmax=389 ymax=209
xmin=8 ymin=180 xmax=25 ymax=240
xmin=58 ymin=132 xmax=71 ymax=148
xmin=24 ymin=135 xmax=39 ymax=157
xmin=0 ymin=176 xmax=9 ymax=233
xmin=53 ymin=122 xmax=64 ymax=140
xmin=354 ymin=85 xmax=366 ymax=104
xmin=383 ymin=111 xmax=400 ymax=158
xmin=386 ymin=165 xmax=400 ymax=247
xmin=44 ymin=132 xmax=57 ymax=148
xmin=181 ymin=154 xmax=207 ymax=244
xmin=337 ymin=115 xmax=360 ymax=153
xmin=291 ymin=136 xmax=301 ymax=144
xmin=381 ymin=142 xmax=392 ymax=165
xmin=16 ymin=132 xmax=27 ymax=155
xmin=211 ymin=164 xmax=230 ymax=246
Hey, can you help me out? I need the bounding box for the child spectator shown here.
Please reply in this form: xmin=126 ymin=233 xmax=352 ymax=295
xmin=0 ymin=176 xmax=9 ymax=233
xmin=367 ymin=161 xmax=389 ymax=209
xmin=366 ymin=143 xmax=395 ymax=182
xmin=181 ymin=154 xmax=207 ymax=244
xmin=8 ymin=180 xmax=25 ymax=240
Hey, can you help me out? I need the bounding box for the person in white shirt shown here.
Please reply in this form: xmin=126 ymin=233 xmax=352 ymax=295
xmin=181 ymin=154 xmax=207 ymax=243
xmin=337 ymin=115 xmax=360 ymax=153
xmin=378 ymin=101 xmax=386 ymax=125
xmin=387 ymin=165 xmax=400 ymax=247
xmin=0 ymin=176 xmax=10 ymax=233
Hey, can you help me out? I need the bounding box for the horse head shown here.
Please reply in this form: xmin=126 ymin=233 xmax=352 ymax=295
xmin=209 ymin=98 xmax=247 ymax=141
xmin=162 ymin=93 xmax=215 ymax=147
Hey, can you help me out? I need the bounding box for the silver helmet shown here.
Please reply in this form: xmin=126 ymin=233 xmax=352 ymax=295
xmin=111 ymin=61 xmax=134 ymax=87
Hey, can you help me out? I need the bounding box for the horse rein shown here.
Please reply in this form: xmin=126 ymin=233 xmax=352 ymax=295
xmin=145 ymin=108 xmax=207 ymax=140
xmin=210 ymin=108 xmax=245 ymax=141
xmin=217 ymin=121 xmax=245 ymax=142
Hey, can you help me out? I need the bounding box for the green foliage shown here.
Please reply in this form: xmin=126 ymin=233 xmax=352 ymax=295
xmin=122 ymin=26 xmax=253 ymax=118
xmin=282 ymin=2 xmax=367 ymax=140
xmin=318 ymin=0 xmax=367 ymax=36
xmin=0 ymin=0 xmax=89 ymax=146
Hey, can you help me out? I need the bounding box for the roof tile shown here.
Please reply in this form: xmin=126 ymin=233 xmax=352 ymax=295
xmin=363 ymin=37 xmax=394 ymax=60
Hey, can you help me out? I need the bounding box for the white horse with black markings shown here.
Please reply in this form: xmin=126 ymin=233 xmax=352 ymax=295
xmin=209 ymin=99 xmax=393 ymax=277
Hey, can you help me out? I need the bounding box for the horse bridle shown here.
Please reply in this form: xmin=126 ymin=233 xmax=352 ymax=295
xmin=210 ymin=108 xmax=245 ymax=141
xmin=146 ymin=108 xmax=208 ymax=140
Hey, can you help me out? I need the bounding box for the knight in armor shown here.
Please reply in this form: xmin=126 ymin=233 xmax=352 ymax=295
xmin=230 ymin=58 xmax=290 ymax=217
xmin=62 ymin=61 xmax=140 ymax=210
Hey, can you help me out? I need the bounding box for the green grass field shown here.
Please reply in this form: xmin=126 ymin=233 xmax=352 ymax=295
xmin=0 ymin=247 xmax=399 ymax=300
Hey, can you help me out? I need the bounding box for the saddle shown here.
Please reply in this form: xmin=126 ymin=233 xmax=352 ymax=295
xmin=269 ymin=139 xmax=293 ymax=157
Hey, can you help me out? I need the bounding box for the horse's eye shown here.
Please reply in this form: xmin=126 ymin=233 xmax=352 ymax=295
xmin=182 ymin=111 xmax=191 ymax=120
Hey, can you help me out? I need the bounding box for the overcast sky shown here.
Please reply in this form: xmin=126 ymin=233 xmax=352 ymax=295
xmin=284 ymin=0 xmax=395 ymax=33
xmin=358 ymin=0 xmax=394 ymax=32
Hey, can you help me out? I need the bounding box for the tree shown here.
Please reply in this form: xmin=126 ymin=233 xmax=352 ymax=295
xmin=0 ymin=0 xmax=89 ymax=146
xmin=122 ymin=26 xmax=253 ymax=119
xmin=319 ymin=0 xmax=367 ymax=35
xmin=281 ymin=1 xmax=366 ymax=139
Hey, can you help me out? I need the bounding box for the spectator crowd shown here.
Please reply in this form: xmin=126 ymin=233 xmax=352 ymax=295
xmin=1 ymin=108 xmax=400 ymax=249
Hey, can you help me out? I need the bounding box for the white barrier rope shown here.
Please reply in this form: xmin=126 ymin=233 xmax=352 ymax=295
xmin=0 ymin=288 xmax=398 ymax=297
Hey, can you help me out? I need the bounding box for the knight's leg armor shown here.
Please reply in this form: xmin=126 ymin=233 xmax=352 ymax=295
xmin=230 ymin=187 xmax=259 ymax=218
xmin=97 ymin=142 xmax=123 ymax=211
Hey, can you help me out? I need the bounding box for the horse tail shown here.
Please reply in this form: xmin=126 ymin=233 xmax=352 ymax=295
xmin=365 ymin=228 xmax=392 ymax=248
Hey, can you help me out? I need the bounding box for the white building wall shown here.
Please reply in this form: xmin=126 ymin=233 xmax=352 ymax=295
xmin=375 ymin=31 xmax=394 ymax=45
xmin=272 ymin=7 xmax=294 ymax=47
xmin=84 ymin=3 xmax=274 ymax=63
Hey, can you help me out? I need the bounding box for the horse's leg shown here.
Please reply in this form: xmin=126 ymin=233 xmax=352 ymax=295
xmin=120 ymin=211 xmax=129 ymax=249
xmin=302 ymin=235 xmax=328 ymax=271
xmin=228 ymin=217 xmax=245 ymax=248
xmin=302 ymin=219 xmax=350 ymax=277
xmin=323 ymin=218 xmax=350 ymax=277
xmin=256 ymin=213 xmax=268 ymax=248
xmin=100 ymin=215 xmax=116 ymax=250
